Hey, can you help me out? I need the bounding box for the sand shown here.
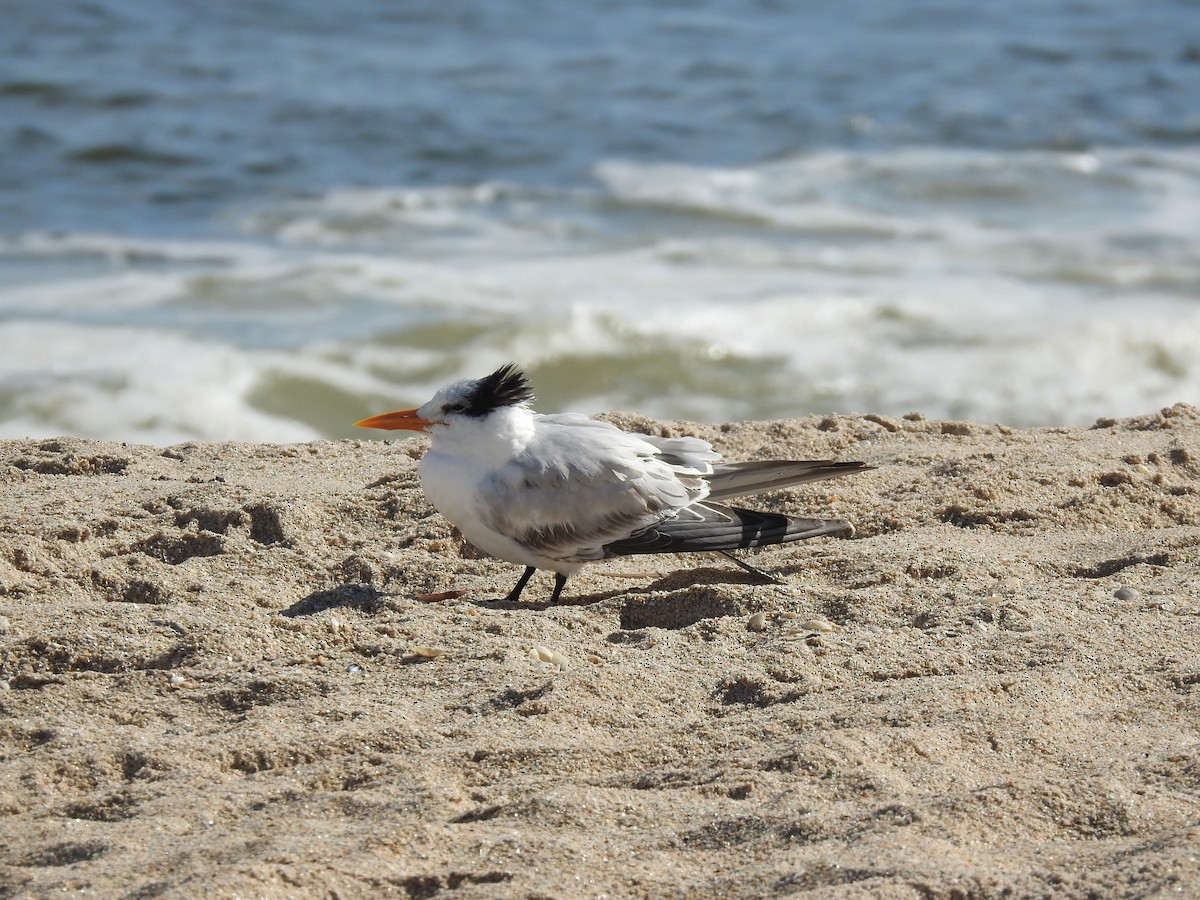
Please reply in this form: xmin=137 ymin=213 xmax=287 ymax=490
xmin=1 ymin=406 xmax=1198 ymax=898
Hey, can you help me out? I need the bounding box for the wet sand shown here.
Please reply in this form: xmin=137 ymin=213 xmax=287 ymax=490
xmin=1 ymin=405 xmax=1198 ymax=898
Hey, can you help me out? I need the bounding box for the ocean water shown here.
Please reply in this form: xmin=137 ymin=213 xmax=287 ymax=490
xmin=2 ymin=0 xmax=1199 ymax=443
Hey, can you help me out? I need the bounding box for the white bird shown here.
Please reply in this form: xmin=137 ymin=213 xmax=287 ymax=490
xmin=355 ymin=364 xmax=869 ymax=604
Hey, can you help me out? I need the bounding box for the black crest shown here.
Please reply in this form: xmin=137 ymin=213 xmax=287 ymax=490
xmin=461 ymin=364 xmax=534 ymax=417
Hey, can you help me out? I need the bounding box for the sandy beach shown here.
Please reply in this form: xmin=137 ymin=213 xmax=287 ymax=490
xmin=1 ymin=405 xmax=1198 ymax=898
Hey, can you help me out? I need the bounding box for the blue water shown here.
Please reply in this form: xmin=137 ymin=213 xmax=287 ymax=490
xmin=2 ymin=0 xmax=1199 ymax=441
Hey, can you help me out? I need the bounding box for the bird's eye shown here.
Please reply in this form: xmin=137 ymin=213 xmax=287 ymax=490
xmin=443 ymin=402 xmax=466 ymax=414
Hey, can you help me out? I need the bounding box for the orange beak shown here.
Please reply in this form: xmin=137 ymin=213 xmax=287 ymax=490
xmin=353 ymin=408 xmax=434 ymax=432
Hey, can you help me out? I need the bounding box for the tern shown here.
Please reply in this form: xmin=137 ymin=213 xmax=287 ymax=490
xmin=355 ymin=364 xmax=868 ymax=604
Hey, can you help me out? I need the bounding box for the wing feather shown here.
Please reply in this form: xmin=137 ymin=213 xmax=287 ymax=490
xmin=603 ymin=502 xmax=852 ymax=556
xmin=478 ymin=416 xmax=709 ymax=561
xmin=636 ymin=434 xmax=721 ymax=474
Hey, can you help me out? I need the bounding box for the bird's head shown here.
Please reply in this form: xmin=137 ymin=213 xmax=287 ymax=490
xmin=355 ymin=363 xmax=534 ymax=433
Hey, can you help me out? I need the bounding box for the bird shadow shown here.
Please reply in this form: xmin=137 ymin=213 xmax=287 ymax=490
xmin=280 ymin=583 xmax=388 ymax=617
xmin=474 ymin=565 xmax=770 ymax=612
xmin=639 ymin=566 xmax=769 ymax=593
xmin=616 ymin=568 xmax=764 ymax=631
xmin=283 ymin=562 xmax=776 ymax=619
xmin=473 ymin=588 xmax=626 ymax=612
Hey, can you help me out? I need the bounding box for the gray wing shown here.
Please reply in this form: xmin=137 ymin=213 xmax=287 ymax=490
xmin=705 ymin=460 xmax=870 ymax=501
xmin=636 ymin=433 xmax=721 ymax=473
xmin=602 ymin=502 xmax=852 ymax=557
xmin=478 ymin=416 xmax=709 ymax=562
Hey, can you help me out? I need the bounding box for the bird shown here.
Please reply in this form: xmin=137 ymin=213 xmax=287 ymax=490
xmin=355 ymin=364 xmax=869 ymax=604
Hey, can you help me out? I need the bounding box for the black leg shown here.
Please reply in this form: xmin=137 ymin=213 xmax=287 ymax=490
xmin=504 ymin=566 xmax=537 ymax=603
xmin=715 ymin=550 xmax=783 ymax=584
xmin=548 ymin=572 xmax=568 ymax=604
